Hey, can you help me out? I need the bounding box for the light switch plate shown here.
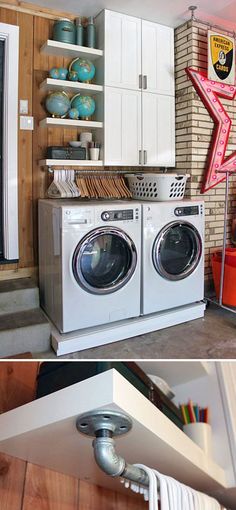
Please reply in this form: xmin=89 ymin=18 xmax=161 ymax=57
xmin=19 ymin=99 xmax=28 ymax=114
xmin=20 ymin=116 xmax=34 ymax=130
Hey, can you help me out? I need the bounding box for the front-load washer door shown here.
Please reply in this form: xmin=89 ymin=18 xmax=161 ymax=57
xmin=152 ymin=221 xmax=202 ymax=281
xmin=72 ymin=227 xmax=137 ymax=295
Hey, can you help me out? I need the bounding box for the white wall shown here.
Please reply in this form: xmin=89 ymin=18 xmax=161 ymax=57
xmin=172 ymin=362 xmax=235 ymax=486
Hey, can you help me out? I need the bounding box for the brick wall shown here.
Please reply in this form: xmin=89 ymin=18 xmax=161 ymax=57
xmin=175 ymin=20 xmax=236 ymax=284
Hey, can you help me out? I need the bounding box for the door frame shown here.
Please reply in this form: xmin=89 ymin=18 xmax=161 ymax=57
xmin=0 ymin=22 xmax=19 ymax=261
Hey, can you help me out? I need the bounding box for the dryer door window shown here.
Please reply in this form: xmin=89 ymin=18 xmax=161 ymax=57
xmin=153 ymin=221 xmax=202 ymax=281
xmin=72 ymin=227 xmax=137 ymax=294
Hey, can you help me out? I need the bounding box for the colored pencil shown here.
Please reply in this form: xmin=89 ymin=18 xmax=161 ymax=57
xmin=187 ymin=400 xmax=196 ymax=423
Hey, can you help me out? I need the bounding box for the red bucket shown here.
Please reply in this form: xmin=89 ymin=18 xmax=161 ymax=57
xmin=211 ymin=248 xmax=236 ymax=306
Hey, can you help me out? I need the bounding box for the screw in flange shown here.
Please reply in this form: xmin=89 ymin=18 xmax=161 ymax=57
xmin=76 ymin=410 xmax=132 ymax=437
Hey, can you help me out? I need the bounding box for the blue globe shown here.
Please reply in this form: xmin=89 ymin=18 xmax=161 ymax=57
xmin=70 ymin=58 xmax=95 ymax=82
xmin=45 ymin=91 xmax=70 ymax=118
xmin=68 ymin=108 xmax=79 ymax=119
xmin=71 ymin=95 xmax=96 ymax=119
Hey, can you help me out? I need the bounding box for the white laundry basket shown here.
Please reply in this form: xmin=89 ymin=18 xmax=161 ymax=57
xmin=126 ymin=173 xmax=189 ymax=201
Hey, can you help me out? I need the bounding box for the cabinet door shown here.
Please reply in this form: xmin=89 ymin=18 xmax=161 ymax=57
xmin=142 ymin=92 xmax=175 ymax=167
xmin=104 ymin=10 xmax=141 ymax=91
xmin=142 ymin=20 xmax=174 ymax=95
xmin=104 ymin=86 xmax=141 ymax=166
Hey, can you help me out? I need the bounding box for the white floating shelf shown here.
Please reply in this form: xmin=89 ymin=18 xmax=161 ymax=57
xmin=0 ymin=369 xmax=233 ymax=508
xmin=39 ymin=159 xmax=103 ymax=167
xmin=137 ymin=361 xmax=210 ymax=387
xmin=39 ymin=117 xmax=103 ymax=129
xmin=40 ymin=78 xmax=103 ymax=95
xmin=40 ymin=40 xmax=103 ymax=61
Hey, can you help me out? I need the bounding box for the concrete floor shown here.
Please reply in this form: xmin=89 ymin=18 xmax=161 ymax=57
xmin=35 ymin=302 xmax=236 ymax=359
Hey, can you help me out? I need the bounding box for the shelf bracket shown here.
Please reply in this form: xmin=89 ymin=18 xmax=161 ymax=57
xmin=77 ymin=410 xmax=149 ymax=486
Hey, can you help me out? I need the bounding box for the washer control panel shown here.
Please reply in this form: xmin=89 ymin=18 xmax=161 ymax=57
xmin=101 ymin=209 xmax=135 ymax=221
xmin=174 ymin=205 xmax=202 ymax=216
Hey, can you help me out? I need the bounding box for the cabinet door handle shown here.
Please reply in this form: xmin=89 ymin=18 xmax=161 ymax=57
xmin=144 ymin=150 xmax=147 ymax=164
xmin=143 ymin=75 xmax=147 ymax=89
xmin=139 ymin=74 xmax=142 ymax=89
xmin=139 ymin=150 xmax=143 ymax=165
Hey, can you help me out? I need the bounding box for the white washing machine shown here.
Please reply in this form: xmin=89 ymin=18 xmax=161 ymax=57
xmin=39 ymin=200 xmax=141 ymax=333
xmin=142 ymin=200 xmax=204 ymax=315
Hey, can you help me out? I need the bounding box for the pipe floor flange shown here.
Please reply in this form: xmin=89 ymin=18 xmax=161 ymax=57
xmin=76 ymin=410 xmax=132 ymax=437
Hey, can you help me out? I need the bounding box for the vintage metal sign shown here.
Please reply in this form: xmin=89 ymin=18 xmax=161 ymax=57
xmin=208 ymin=31 xmax=235 ymax=84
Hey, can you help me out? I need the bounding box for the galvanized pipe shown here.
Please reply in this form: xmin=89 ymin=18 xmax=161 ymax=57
xmin=77 ymin=410 xmax=150 ymax=487
xmin=92 ymin=433 xmax=149 ymax=486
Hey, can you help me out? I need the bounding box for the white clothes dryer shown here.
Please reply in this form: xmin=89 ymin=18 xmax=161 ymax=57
xmin=141 ymin=200 xmax=204 ymax=315
xmin=39 ymin=200 xmax=141 ymax=333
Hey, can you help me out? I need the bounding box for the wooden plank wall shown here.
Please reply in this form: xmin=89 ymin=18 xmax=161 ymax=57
xmin=0 ymin=3 xmax=80 ymax=279
xmin=0 ymin=362 xmax=148 ymax=510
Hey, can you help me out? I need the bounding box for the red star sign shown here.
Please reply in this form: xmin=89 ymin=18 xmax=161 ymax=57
xmin=186 ymin=67 xmax=236 ymax=193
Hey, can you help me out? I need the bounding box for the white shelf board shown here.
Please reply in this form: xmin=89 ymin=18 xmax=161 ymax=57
xmin=40 ymin=78 xmax=103 ymax=95
xmin=0 ymin=369 xmax=232 ymax=507
xmin=137 ymin=361 xmax=210 ymax=387
xmin=39 ymin=117 xmax=103 ymax=129
xmin=39 ymin=159 xmax=103 ymax=167
xmin=40 ymin=40 xmax=103 ymax=61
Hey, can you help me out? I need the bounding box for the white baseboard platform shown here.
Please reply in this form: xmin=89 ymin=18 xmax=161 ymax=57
xmin=51 ymin=301 xmax=206 ymax=356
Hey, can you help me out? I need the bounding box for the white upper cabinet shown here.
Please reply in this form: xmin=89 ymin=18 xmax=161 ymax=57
xmin=104 ymin=10 xmax=142 ymax=90
xmin=96 ymin=9 xmax=175 ymax=167
xmin=142 ymin=93 xmax=175 ymax=167
xmin=104 ymin=86 xmax=141 ymax=166
xmin=142 ymin=21 xmax=174 ymax=95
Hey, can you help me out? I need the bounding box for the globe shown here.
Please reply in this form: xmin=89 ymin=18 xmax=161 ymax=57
xmin=68 ymin=108 xmax=79 ymax=120
xmin=70 ymin=58 xmax=95 ymax=82
xmin=71 ymin=95 xmax=96 ymax=119
xmin=45 ymin=91 xmax=70 ymax=118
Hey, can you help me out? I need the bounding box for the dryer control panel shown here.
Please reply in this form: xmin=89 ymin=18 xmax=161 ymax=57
xmin=101 ymin=209 xmax=138 ymax=221
xmin=174 ymin=205 xmax=203 ymax=216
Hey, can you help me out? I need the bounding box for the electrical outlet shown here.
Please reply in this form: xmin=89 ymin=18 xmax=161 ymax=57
xmin=20 ymin=116 xmax=34 ymax=131
xmin=19 ymin=100 xmax=28 ymax=114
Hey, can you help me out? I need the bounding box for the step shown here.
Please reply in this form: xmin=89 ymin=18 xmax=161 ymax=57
xmin=0 ymin=278 xmax=39 ymax=316
xmin=0 ymin=309 xmax=51 ymax=358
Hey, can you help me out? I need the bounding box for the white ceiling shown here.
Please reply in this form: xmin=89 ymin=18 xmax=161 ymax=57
xmin=24 ymin=0 xmax=236 ymax=28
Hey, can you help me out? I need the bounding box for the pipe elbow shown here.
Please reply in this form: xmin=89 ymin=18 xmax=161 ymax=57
xmin=93 ymin=437 xmax=125 ymax=478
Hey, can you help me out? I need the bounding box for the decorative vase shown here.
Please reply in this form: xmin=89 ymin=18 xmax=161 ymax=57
xmin=69 ymin=57 xmax=95 ymax=83
xmin=86 ymin=16 xmax=96 ymax=48
xmin=52 ymin=19 xmax=76 ymax=45
xmin=75 ymin=17 xmax=84 ymax=46
xmin=71 ymin=93 xmax=96 ymax=119
xmin=45 ymin=91 xmax=71 ymax=118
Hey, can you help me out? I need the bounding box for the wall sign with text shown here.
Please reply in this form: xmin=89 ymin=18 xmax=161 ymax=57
xmin=208 ymin=31 xmax=235 ymax=85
